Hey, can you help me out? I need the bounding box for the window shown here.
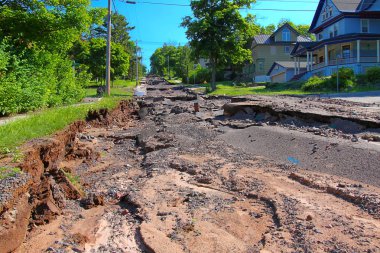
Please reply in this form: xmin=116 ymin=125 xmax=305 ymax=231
xmin=342 ymin=45 xmax=351 ymax=59
xmin=282 ymin=28 xmax=290 ymax=41
xmin=361 ymin=19 xmax=369 ymax=33
xmin=318 ymin=33 xmax=323 ymax=41
xmin=257 ymin=59 xmax=265 ymax=71
xmin=284 ymin=46 xmax=290 ymax=54
xmin=322 ymin=6 xmax=333 ymax=21
xmin=334 ymin=25 xmax=338 ymax=37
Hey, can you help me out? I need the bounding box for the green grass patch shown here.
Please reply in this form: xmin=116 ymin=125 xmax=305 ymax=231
xmin=62 ymin=169 xmax=84 ymax=195
xmin=0 ymin=97 xmax=123 ymax=151
xmin=86 ymin=79 xmax=136 ymax=98
xmin=0 ymin=167 xmax=22 ymax=180
xmin=204 ymin=81 xmax=310 ymax=96
xmin=203 ymin=80 xmax=380 ymax=96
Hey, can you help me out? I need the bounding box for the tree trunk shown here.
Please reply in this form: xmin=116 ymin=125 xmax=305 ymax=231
xmin=211 ymin=61 xmax=217 ymax=91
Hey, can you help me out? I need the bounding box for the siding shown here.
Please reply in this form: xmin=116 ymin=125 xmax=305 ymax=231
xmin=315 ymin=0 xmax=341 ymax=29
xmin=253 ymin=45 xmax=295 ymax=76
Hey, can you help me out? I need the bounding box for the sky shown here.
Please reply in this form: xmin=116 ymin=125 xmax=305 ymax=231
xmin=91 ymin=0 xmax=320 ymax=69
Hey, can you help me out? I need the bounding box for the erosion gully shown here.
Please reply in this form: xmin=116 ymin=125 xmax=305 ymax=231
xmin=1 ymin=76 xmax=380 ymax=253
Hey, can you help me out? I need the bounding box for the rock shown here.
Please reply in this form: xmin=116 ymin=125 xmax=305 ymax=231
xmin=306 ymin=215 xmax=313 ymax=221
xmin=80 ymin=193 xmax=104 ymax=209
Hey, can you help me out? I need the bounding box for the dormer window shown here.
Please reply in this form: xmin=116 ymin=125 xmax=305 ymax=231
xmin=282 ymin=28 xmax=290 ymax=41
xmin=322 ymin=6 xmax=333 ymax=21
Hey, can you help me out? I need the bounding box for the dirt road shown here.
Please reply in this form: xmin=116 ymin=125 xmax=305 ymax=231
xmin=1 ymin=77 xmax=380 ymax=253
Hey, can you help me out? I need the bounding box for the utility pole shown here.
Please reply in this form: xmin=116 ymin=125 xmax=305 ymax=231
xmin=105 ymin=0 xmax=112 ymax=96
xmin=136 ymin=41 xmax=139 ymax=87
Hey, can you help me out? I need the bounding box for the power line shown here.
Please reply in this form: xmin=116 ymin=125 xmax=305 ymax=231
xmin=112 ymin=0 xmax=118 ymax=13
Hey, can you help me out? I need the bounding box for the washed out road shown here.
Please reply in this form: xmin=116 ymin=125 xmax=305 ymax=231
xmin=1 ymin=76 xmax=380 ymax=253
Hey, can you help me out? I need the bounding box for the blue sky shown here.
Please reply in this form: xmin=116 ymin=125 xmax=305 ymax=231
xmin=92 ymin=0 xmax=319 ymax=69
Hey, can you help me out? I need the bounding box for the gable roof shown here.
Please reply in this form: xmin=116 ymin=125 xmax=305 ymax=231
xmin=273 ymin=23 xmax=299 ymax=37
xmin=267 ymin=61 xmax=307 ymax=75
xmin=309 ymin=0 xmax=378 ymax=32
xmin=252 ymin=23 xmax=312 ymax=46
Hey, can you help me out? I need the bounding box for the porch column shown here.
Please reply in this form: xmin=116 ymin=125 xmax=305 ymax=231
xmin=377 ymin=40 xmax=379 ymax=63
xmin=357 ymin=40 xmax=361 ymax=63
xmin=310 ymin=52 xmax=314 ymax=71
xmin=294 ymin=57 xmax=297 ymax=75
xmin=307 ymin=52 xmax=310 ymax=71
xmin=298 ymin=57 xmax=301 ymax=74
xmin=325 ymin=45 xmax=328 ymax=66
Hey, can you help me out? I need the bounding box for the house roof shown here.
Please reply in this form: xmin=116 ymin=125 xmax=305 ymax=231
xmin=309 ymin=0 xmax=378 ymax=32
xmin=267 ymin=61 xmax=307 ymax=76
xmin=253 ymin=34 xmax=311 ymax=45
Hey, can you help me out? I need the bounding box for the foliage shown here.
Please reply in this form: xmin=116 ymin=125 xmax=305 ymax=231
xmin=301 ymin=76 xmax=332 ymax=91
xmin=150 ymin=44 xmax=195 ymax=82
xmin=366 ymin=67 xmax=380 ymax=84
xmin=331 ymin=68 xmax=355 ymax=89
xmin=189 ymin=65 xmax=211 ymax=84
xmin=0 ymin=1 xmax=109 ymax=115
xmin=181 ymin=0 xmax=256 ymax=90
xmin=0 ymin=41 xmax=86 ymax=115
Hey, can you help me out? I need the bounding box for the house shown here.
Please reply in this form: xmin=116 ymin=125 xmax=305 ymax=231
xmin=267 ymin=61 xmax=307 ymax=83
xmin=291 ymin=0 xmax=380 ymax=81
xmin=251 ymin=23 xmax=311 ymax=82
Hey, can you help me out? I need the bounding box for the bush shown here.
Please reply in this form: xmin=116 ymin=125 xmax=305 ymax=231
xmin=0 ymin=41 xmax=86 ymax=116
xmin=331 ymin=68 xmax=356 ymax=90
xmin=366 ymin=67 xmax=380 ymax=84
xmin=301 ymin=76 xmax=332 ymax=91
xmin=356 ymin=74 xmax=368 ymax=85
xmin=187 ymin=66 xmax=211 ymax=84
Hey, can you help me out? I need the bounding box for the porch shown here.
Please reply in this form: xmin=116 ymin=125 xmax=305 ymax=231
xmin=293 ymin=39 xmax=380 ymax=79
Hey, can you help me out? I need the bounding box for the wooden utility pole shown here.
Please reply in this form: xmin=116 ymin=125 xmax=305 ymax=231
xmin=105 ymin=0 xmax=112 ymax=96
xmin=136 ymin=41 xmax=139 ymax=87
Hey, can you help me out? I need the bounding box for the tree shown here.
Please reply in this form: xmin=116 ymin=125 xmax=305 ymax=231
xmin=0 ymin=0 xmax=102 ymax=53
xmin=91 ymin=12 xmax=134 ymax=49
xmin=72 ymin=38 xmax=130 ymax=83
xmin=181 ymin=0 xmax=255 ymax=90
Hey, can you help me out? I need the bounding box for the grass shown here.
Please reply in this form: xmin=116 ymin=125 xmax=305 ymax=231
xmin=0 ymin=167 xmax=22 ymax=180
xmin=197 ymin=81 xmax=309 ymax=96
xmin=86 ymin=79 xmax=137 ymax=97
xmin=0 ymin=96 xmax=124 ymax=151
xmin=198 ymin=80 xmax=380 ymax=96
xmin=62 ymin=169 xmax=84 ymax=194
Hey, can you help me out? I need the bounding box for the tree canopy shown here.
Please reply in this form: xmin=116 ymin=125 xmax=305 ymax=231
xmin=181 ymin=0 xmax=256 ymax=90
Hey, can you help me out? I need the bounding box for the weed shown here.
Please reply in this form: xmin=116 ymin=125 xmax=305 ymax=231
xmin=62 ymin=169 xmax=84 ymax=195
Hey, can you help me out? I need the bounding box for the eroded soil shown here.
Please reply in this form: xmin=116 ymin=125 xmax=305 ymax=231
xmin=1 ymin=77 xmax=380 ymax=253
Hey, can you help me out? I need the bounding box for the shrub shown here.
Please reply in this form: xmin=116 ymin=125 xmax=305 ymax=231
xmin=331 ymin=68 xmax=356 ymax=90
xmin=187 ymin=66 xmax=211 ymax=84
xmin=0 ymin=41 xmax=86 ymax=115
xmin=366 ymin=67 xmax=380 ymax=84
xmin=356 ymin=74 xmax=368 ymax=85
xmin=301 ymin=76 xmax=332 ymax=91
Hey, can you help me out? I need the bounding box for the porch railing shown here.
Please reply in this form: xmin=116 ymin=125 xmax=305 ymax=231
xmin=311 ymin=57 xmax=379 ymax=70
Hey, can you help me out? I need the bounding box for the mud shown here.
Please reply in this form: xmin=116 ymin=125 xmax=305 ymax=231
xmin=1 ymin=77 xmax=380 ymax=253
